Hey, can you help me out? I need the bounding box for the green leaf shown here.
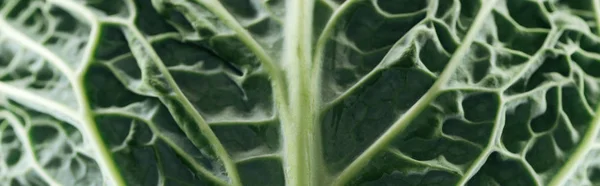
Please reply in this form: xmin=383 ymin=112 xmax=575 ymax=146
xmin=1 ymin=0 xmax=600 ymax=185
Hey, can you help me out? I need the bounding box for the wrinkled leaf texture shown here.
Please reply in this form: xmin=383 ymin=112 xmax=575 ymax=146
xmin=1 ymin=0 xmax=600 ymax=186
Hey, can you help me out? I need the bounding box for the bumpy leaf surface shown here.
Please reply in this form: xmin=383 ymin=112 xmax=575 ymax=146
xmin=1 ymin=0 xmax=600 ymax=186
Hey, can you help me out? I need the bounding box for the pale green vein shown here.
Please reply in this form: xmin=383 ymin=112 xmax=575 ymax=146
xmin=0 ymin=43 xmax=24 ymax=78
xmin=386 ymin=148 xmax=462 ymax=175
xmin=576 ymin=68 xmax=598 ymax=115
xmin=153 ymin=145 xmax=167 ymax=186
xmin=322 ymin=0 xmax=340 ymax=10
xmin=170 ymin=3 xmax=302 ymax=183
xmin=372 ymin=3 xmax=429 ymax=18
xmin=322 ymin=66 xmax=380 ymax=110
xmin=558 ymin=110 xmax=581 ymax=149
xmin=147 ymin=32 xmax=183 ymax=43
xmin=196 ymin=0 xmax=289 ymax=109
xmin=500 ymin=30 xmax=561 ymax=91
xmin=456 ymin=101 xmax=505 ymax=185
xmin=0 ymin=111 xmax=61 ymax=186
xmin=548 ymin=46 xmax=600 ymax=186
xmin=548 ymin=70 xmax=600 ymax=185
xmin=47 ymin=0 xmax=97 ymax=32
xmin=0 ymin=17 xmax=76 ymax=82
xmin=94 ymin=109 xmax=230 ymax=186
xmin=0 ymin=82 xmax=80 ymax=127
xmin=310 ymin=0 xmax=357 ymax=118
xmin=13 ymin=2 xmax=41 ymax=28
xmin=234 ymin=153 xmax=281 ymax=163
xmin=576 ymin=47 xmax=600 ymax=61
xmin=457 ymin=17 xmax=566 ymax=186
xmin=0 ymin=4 xmax=126 ymax=185
xmin=443 ymin=86 xmax=498 ymax=93
xmin=110 ymin=123 xmax=136 ymax=153
xmin=498 ymin=150 xmax=544 ymax=186
xmin=121 ymin=23 xmax=242 ymax=186
xmin=208 ymin=118 xmax=277 ymax=126
xmin=0 ymin=0 xmax=19 ymax=17
xmin=593 ymin=0 xmax=600 ymax=36
xmin=77 ymin=33 xmax=127 ymax=186
xmin=504 ymin=80 xmax=571 ymax=102
xmin=322 ymin=24 xmax=431 ymax=111
xmin=50 ymin=1 xmax=128 ymax=185
xmin=312 ymin=0 xmax=357 ymax=84
xmin=474 ymin=40 xmax=533 ymax=58
xmin=331 ymin=0 xmax=499 ymax=184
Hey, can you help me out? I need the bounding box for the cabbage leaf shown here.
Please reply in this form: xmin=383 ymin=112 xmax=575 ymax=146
xmin=1 ymin=0 xmax=600 ymax=185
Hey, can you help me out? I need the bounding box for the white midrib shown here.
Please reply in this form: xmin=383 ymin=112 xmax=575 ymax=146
xmin=280 ymin=0 xmax=321 ymax=185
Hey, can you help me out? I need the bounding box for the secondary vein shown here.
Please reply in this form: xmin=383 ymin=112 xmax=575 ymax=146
xmin=331 ymin=0 xmax=500 ymax=184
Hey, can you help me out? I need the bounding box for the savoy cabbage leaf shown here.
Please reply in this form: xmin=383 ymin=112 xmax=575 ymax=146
xmin=1 ymin=0 xmax=600 ymax=185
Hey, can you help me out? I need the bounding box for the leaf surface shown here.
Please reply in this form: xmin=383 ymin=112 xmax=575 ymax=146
xmin=1 ymin=0 xmax=600 ymax=185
